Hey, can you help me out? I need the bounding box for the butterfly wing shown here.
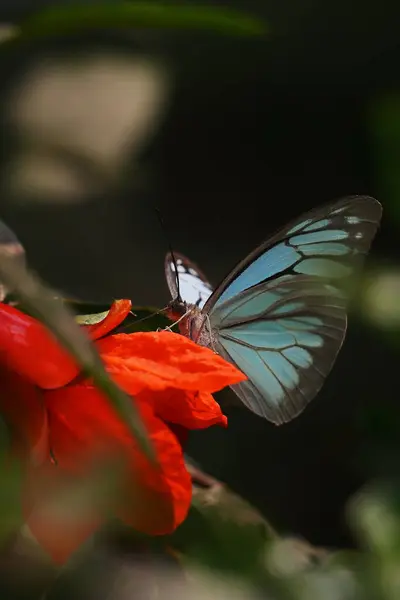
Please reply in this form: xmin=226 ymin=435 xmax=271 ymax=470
xmin=202 ymin=195 xmax=382 ymax=423
xmin=204 ymin=196 xmax=382 ymax=310
xmin=212 ymin=276 xmax=346 ymax=423
xmin=165 ymin=251 xmax=213 ymax=309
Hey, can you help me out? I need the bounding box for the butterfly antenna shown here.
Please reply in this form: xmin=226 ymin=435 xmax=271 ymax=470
xmin=154 ymin=207 xmax=182 ymax=301
xmin=117 ymin=305 xmax=169 ymax=332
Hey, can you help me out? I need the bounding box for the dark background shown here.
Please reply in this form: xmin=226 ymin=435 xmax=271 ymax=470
xmin=1 ymin=0 xmax=400 ymax=550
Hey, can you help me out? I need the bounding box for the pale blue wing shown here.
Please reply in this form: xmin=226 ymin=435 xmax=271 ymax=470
xmin=203 ymin=195 xmax=382 ymax=311
xmin=199 ymin=196 xmax=382 ymax=423
xmin=212 ymin=276 xmax=347 ymax=423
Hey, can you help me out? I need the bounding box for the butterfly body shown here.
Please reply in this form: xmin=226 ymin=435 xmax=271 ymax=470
xmin=166 ymin=291 xmax=212 ymax=346
xmin=165 ymin=196 xmax=382 ymax=425
xmin=164 ymin=251 xmax=213 ymax=343
xmin=166 ymin=297 xmax=199 ymax=338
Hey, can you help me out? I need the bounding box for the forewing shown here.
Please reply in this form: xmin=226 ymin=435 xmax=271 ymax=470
xmin=165 ymin=251 xmax=213 ymax=308
xmin=204 ymin=195 xmax=382 ymax=311
xmin=212 ymin=276 xmax=348 ymax=424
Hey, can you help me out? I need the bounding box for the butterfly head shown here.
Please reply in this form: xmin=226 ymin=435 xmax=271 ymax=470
xmin=166 ymin=296 xmax=189 ymax=322
xmin=166 ymin=296 xmax=203 ymax=339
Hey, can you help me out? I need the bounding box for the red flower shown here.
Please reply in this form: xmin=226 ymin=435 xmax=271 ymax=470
xmin=0 ymin=300 xmax=246 ymax=563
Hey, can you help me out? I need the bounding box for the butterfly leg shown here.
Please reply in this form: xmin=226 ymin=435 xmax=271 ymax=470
xmin=163 ymin=308 xmax=192 ymax=332
xmin=206 ymin=314 xmax=217 ymax=353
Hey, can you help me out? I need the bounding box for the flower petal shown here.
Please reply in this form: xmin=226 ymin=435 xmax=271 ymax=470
xmin=0 ymin=364 xmax=49 ymax=465
xmin=24 ymin=464 xmax=103 ymax=564
xmin=45 ymin=383 xmax=192 ymax=535
xmin=118 ymin=405 xmax=192 ymax=536
xmin=140 ymin=389 xmax=227 ymax=430
xmin=82 ymin=300 xmax=132 ymax=341
xmin=96 ymin=331 xmax=246 ymax=395
xmin=0 ymin=304 xmax=79 ymax=389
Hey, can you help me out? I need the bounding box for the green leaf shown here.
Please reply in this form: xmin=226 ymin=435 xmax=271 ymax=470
xmin=0 ymin=256 xmax=154 ymax=461
xmin=75 ymin=310 xmax=110 ymax=326
xmin=15 ymin=2 xmax=267 ymax=40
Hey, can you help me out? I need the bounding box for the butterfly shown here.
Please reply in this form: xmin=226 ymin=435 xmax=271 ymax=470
xmin=164 ymin=195 xmax=382 ymax=425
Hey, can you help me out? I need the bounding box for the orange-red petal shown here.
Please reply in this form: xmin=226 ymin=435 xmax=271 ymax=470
xmin=117 ymin=403 xmax=192 ymax=536
xmin=0 ymin=304 xmax=79 ymax=389
xmin=0 ymin=364 xmax=49 ymax=465
xmin=82 ymin=299 xmax=132 ymax=341
xmin=96 ymin=330 xmax=246 ymax=395
xmin=44 ymin=383 xmax=192 ymax=533
xmin=140 ymin=388 xmax=227 ymax=429
xmin=24 ymin=464 xmax=103 ymax=564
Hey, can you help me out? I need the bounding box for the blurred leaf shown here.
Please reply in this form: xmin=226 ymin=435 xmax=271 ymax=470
xmin=367 ymin=93 xmax=400 ymax=224
xmin=168 ymin=479 xmax=276 ymax=578
xmin=360 ymin=267 xmax=400 ymax=331
xmin=0 ymin=219 xmax=26 ymax=303
xmin=15 ymin=2 xmax=267 ymax=40
xmin=350 ymin=484 xmax=400 ymax=558
xmin=0 ymin=430 xmax=22 ymax=542
xmin=348 ymin=484 xmax=400 ymax=600
xmin=266 ymin=537 xmax=330 ymax=578
xmin=0 ymin=256 xmax=154 ymax=461
xmin=0 ymin=459 xmax=24 ymax=542
xmin=165 ymin=460 xmax=332 ymax=592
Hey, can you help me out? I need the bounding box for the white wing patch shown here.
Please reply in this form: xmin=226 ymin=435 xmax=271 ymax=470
xmin=165 ymin=252 xmax=213 ymax=309
xmin=171 ymin=257 xmax=213 ymax=308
